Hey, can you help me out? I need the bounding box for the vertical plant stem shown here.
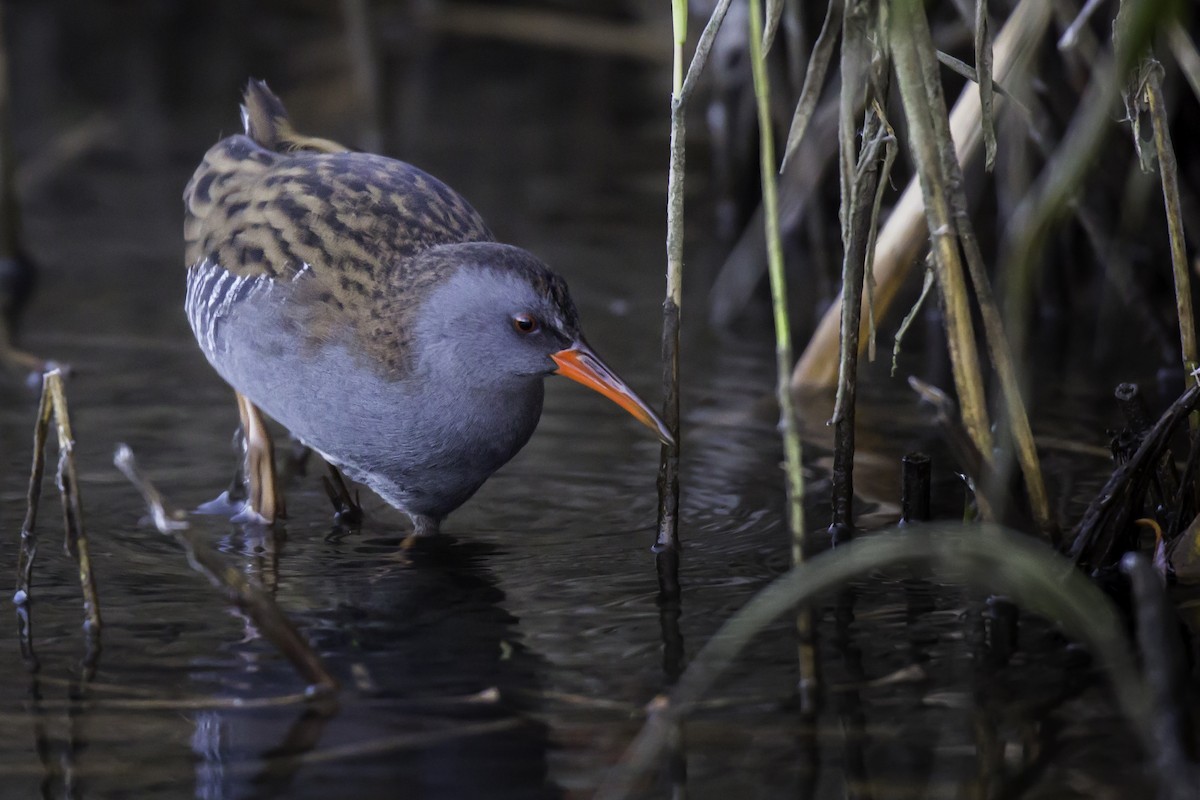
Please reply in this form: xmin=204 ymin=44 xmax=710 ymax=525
xmin=1145 ymin=69 xmax=1198 ymax=379
xmin=974 ymin=0 xmax=997 ymax=170
xmin=16 ymin=370 xmax=102 ymax=656
xmin=830 ymin=1 xmax=889 ymax=540
xmin=655 ymin=4 xmax=693 ymax=738
xmin=907 ymin=0 xmax=1051 ymax=534
xmin=655 ymin=0 xmax=731 ymax=550
xmin=747 ymin=0 xmax=814 ymax=701
xmin=890 ymin=0 xmax=994 ymax=461
xmin=46 ymin=371 xmax=102 ymax=634
xmin=16 ymin=372 xmax=54 ymax=601
xmin=656 ymin=0 xmax=687 ymax=555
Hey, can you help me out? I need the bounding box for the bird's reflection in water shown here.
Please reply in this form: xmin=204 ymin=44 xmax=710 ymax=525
xmin=189 ymin=533 xmax=561 ymax=800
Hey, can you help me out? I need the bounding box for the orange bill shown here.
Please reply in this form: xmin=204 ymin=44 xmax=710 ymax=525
xmin=551 ymin=343 xmax=674 ymax=446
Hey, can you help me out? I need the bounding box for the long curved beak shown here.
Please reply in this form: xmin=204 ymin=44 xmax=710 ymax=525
xmin=551 ymin=342 xmax=674 ymax=446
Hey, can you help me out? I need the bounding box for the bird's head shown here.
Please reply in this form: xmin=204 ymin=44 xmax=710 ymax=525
xmin=411 ymin=243 xmax=673 ymax=445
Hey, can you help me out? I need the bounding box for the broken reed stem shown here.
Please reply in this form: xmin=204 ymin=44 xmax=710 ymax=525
xmin=15 ymin=372 xmax=53 ymax=600
xmin=113 ymin=445 xmax=338 ymax=694
xmin=974 ymin=0 xmax=997 ymax=171
xmin=1145 ymin=68 xmax=1198 ymax=379
xmin=656 ymin=0 xmax=733 ymax=555
xmin=50 ymin=373 xmax=102 ymax=634
xmin=890 ymin=0 xmax=994 ymax=461
xmin=829 ymin=0 xmax=889 ymax=538
xmin=656 ymin=0 xmax=687 ymax=554
xmin=15 ymin=370 xmax=102 ymax=636
xmin=747 ymin=0 xmax=814 ymax=700
xmin=781 ymin=0 xmax=843 ymax=170
xmin=910 ymin=0 xmax=1051 ymax=535
xmin=792 ymin=0 xmax=1051 ymax=390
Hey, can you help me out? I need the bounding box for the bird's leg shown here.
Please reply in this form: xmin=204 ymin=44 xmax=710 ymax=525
xmin=236 ymin=392 xmax=285 ymax=522
xmin=400 ymin=514 xmax=440 ymax=550
xmin=321 ymin=462 xmax=363 ymax=525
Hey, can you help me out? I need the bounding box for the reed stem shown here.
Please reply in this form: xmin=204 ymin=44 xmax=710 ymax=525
xmin=747 ymin=0 xmax=813 ymax=700
xmin=890 ymin=0 xmax=994 ymax=461
xmin=656 ymin=0 xmax=688 ymax=554
xmin=1145 ymin=67 xmax=1198 ymax=379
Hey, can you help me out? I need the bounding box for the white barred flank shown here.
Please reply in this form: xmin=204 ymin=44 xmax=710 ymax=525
xmin=184 ymin=258 xmax=273 ymax=357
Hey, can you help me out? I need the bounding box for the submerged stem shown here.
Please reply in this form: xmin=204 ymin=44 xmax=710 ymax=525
xmin=598 ymin=526 xmax=1155 ymax=800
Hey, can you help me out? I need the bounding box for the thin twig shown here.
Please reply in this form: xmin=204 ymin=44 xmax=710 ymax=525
xmin=114 ymin=445 xmax=338 ymax=694
xmin=862 ymin=101 xmax=898 ymax=364
xmin=1057 ymin=0 xmax=1107 ymax=51
xmin=679 ymin=0 xmax=734 ymax=104
xmin=891 ymin=258 xmax=936 ymax=376
xmin=15 ymin=371 xmax=53 ymax=603
xmin=762 ymin=0 xmax=786 ymax=54
xmin=47 ymin=372 xmax=102 ymax=634
xmin=14 ymin=370 xmax=101 ymax=629
xmin=781 ymin=0 xmax=843 ymax=170
xmin=975 ymin=0 xmax=996 ymax=170
xmin=934 ymin=50 xmax=1027 ymax=112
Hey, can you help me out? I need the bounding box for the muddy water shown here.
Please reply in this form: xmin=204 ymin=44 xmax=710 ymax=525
xmin=0 ymin=20 xmax=1164 ymax=800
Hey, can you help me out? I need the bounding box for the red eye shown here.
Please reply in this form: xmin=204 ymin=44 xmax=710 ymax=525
xmin=512 ymin=313 xmax=540 ymax=334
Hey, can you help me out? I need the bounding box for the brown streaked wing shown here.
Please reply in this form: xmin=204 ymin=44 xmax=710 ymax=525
xmin=184 ymin=134 xmax=496 ymax=379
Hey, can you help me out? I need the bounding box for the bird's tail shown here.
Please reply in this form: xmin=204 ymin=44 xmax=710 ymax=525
xmin=241 ymin=79 xmax=346 ymax=154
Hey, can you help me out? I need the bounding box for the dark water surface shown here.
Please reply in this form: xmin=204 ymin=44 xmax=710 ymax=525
xmin=0 ymin=15 xmax=1170 ymax=800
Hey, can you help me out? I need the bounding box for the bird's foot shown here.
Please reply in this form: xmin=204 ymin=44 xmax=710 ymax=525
xmin=193 ymin=490 xmax=274 ymax=526
xmin=321 ymin=463 xmax=363 ymax=526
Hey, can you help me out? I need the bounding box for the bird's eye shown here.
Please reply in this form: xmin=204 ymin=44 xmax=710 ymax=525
xmin=512 ymin=313 xmax=540 ymax=334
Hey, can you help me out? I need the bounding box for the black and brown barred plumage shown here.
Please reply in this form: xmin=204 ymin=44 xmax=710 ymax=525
xmin=183 ymin=80 xmax=527 ymax=377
